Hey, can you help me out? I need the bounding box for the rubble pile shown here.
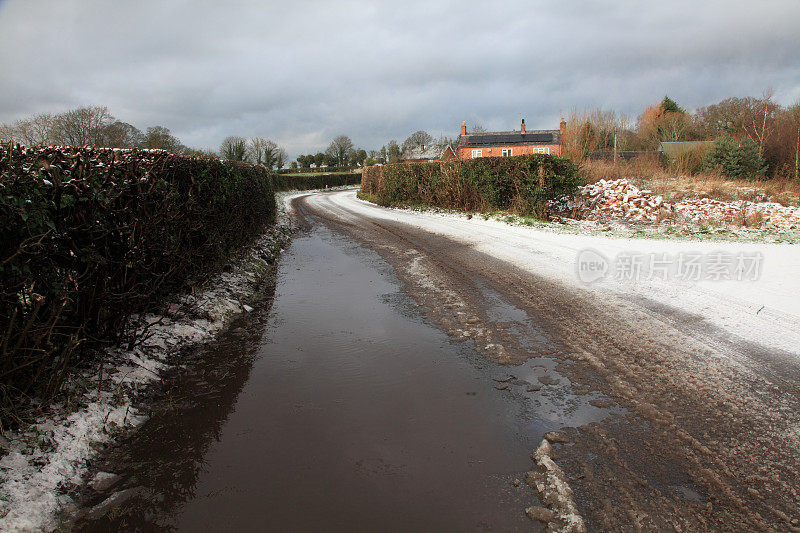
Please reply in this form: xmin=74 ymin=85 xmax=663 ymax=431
xmin=669 ymin=197 xmax=799 ymax=227
xmin=566 ymin=178 xmax=800 ymax=228
xmin=569 ymin=179 xmax=669 ymax=223
xmin=741 ymin=201 xmax=798 ymax=228
xmin=672 ymin=197 xmax=741 ymax=223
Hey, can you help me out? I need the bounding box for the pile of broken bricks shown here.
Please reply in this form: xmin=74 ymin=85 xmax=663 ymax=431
xmin=565 ymin=178 xmax=800 ymax=228
xmin=568 ymin=179 xmax=668 ymax=223
xmin=673 ymin=197 xmax=800 ymax=228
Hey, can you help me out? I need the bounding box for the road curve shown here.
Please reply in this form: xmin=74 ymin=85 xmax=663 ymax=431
xmin=291 ymin=189 xmax=800 ymax=531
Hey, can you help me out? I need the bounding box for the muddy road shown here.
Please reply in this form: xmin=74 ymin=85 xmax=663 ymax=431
xmin=290 ymin=189 xmax=800 ymax=531
xmin=78 ymin=203 xmax=614 ymax=531
xmin=75 ymin=188 xmax=799 ymax=531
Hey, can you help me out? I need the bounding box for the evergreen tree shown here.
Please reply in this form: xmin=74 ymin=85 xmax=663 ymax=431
xmin=662 ymin=95 xmax=684 ymax=114
xmin=705 ymin=135 xmax=767 ymax=178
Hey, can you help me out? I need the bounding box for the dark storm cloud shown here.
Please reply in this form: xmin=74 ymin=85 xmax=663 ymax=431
xmin=1 ymin=0 xmax=799 ymax=157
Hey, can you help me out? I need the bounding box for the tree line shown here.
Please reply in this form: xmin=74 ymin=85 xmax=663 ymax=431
xmin=565 ymin=91 xmax=800 ymax=180
xmin=0 ymin=105 xmax=211 ymax=155
xmin=0 ymin=106 xmax=292 ymax=168
xmin=294 ymin=134 xmax=367 ymax=170
xmin=218 ymin=136 xmax=288 ymax=169
xmin=297 ymin=130 xmax=457 ymax=170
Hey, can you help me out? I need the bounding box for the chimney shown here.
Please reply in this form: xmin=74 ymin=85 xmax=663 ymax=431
xmin=560 ymin=118 xmax=567 ymax=139
xmin=420 ymin=144 xmax=425 ymax=152
xmin=521 ymin=118 xmax=526 ymax=133
xmin=461 ymin=121 xmax=467 ymax=136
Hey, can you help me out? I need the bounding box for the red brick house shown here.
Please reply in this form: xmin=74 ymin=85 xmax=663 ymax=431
xmin=400 ymin=143 xmax=458 ymax=163
xmin=457 ymin=119 xmax=566 ymax=159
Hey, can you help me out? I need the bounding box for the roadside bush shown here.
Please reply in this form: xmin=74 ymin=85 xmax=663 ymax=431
xmin=361 ymin=155 xmax=582 ymax=217
xmin=705 ymin=135 xmax=767 ymax=179
xmin=0 ymin=144 xmax=275 ymax=425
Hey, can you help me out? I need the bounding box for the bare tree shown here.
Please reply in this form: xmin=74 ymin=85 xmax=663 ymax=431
xmin=657 ymin=112 xmax=692 ymax=142
xmin=11 ymin=113 xmax=58 ymax=145
xmin=695 ymin=97 xmax=750 ymax=137
xmin=274 ymin=147 xmax=287 ymax=169
xmin=102 ymin=121 xmax=144 ymax=148
xmin=244 ymin=137 xmax=287 ymax=168
xmin=247 ymin=137 xmax=270 ymax=165
xmin=142 ymin=126 xmax=184 ymax=152
xmin=560 ymin=107 xmax=635 ymax=158
xmin=401 ymin=130 xmax=433 ymax=152
xmin=742 ymin=88 xmax=775 ymax=156
xmin=53 ymin=106 xmax=114 ymax=146
xmin=220 ymin=136 xmax=248 ymax=161
xmin=326 ymin=134 xmax=354 ymax=167
xmin=0 ymin=123 xmax=13 ymax=142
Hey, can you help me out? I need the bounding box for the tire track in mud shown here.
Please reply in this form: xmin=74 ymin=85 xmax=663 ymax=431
xmin=293 ymin=191 xmax=800 ymax=532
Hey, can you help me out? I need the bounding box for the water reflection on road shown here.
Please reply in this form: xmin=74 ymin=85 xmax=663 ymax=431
xmin=81 ymin=223 xmax=613 ymax=531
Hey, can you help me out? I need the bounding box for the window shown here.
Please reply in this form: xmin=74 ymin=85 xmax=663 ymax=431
xmin=534 ymin=147 xmax=550 ymax=154
xmin=471 ymin=149 xmax=482 ymax=158
xmin=501 ymin=148 xmax=512 ymax=157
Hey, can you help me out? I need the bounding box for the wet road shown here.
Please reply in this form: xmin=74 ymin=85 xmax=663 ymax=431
xmin=78 ymin=206 xmax=615 ymax=531
xmin=78 ymin=189 xmax=800 ymax=531
xmin=163 ymin=225 xmax=549 ymax=531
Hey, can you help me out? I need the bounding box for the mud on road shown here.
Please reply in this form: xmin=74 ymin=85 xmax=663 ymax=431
xmin=293 ymin=190 xmax=800 ymax=532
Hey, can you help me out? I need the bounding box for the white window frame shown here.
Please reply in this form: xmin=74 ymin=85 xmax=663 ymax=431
xmin=534 ymin=147 xmax=550 ymax=154
xmin=471 ymin=149 xmax=482 ymax=158
xmin=501 ymin=148 xmax=513 ymax=157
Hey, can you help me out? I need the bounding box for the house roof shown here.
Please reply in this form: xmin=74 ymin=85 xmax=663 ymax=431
xmin=459 ymin=129 xmax=561 ymax=147
xmin=400 ymin=143 xmax=452 ymax=160
xmin=658 ymin=141 xmax=714 ymax=158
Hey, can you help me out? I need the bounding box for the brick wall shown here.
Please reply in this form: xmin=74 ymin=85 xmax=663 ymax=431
xmin=457 ymin=143 xmax=563 ymax=160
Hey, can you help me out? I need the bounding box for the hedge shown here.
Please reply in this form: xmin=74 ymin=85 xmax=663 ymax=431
xmin=0 ymin=144 xmax=276 ymax=423
xmin=272 ymin=172 xmax=361 ymax=191
xmin=276 ymin=166 xmax=358 ymax=174
xmin=361 ymin=155 xmax=583 ymax=217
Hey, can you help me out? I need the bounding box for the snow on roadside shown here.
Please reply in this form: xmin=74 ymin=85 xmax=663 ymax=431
xmin=320 ymin=190 xmax=800 ymax=357
xmin=0 ymin=220 xmax=291 ymax=532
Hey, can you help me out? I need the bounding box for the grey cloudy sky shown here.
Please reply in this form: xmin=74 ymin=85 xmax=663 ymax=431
xmin=1 ymin=0 xmax=799 ymax=158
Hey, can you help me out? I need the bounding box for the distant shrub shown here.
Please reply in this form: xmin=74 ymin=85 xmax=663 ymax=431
xmin=272 ymin=172 xmax=360 ymax=191
xmin=361 ymin=155 xmax=582 ymax=218
xmin=705 ymin=135 xmax=767 ymax=179
xmin=274 ymin=166 xmax=357 ymax=174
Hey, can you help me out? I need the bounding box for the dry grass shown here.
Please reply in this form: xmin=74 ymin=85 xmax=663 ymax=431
xmin=581 ymin=157 xmax=800 ymax=206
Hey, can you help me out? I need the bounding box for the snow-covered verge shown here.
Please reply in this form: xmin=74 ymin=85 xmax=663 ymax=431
xmin=0 ymin=216 xmax=292 ymax=531
xmin=315 ymin=190 xmax=800 ymax=358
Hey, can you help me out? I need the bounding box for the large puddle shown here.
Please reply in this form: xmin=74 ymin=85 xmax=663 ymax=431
xmin=78 ymin=222 xmax=614 ymax=531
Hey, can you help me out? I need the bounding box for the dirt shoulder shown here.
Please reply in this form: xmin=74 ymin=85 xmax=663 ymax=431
xmin=294 ymin=190 xmax=800 ymax=531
